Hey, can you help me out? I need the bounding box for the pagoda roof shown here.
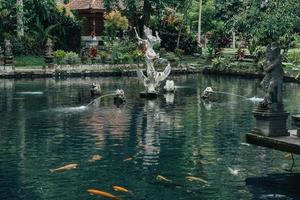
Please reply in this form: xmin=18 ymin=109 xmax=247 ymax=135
xmin=66 ymin=0 xmax=104 ymax=11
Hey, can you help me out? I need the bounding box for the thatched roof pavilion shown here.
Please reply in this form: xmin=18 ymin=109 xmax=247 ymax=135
xmin=66 ymin=0 xmax=105 ymax=36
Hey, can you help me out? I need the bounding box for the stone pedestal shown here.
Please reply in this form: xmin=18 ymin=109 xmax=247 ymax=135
xmin=140 ymin=92 xmax=158 ymax=99
xmin=44 ymin=56 xmax=54 ymax=68
xmin=4 ymin=56 xmax=13 ymax=66
xmin=292 ymin=115 xmax=300 ymax=127
xmin=252 ymin=110 xmax=289 ymax=137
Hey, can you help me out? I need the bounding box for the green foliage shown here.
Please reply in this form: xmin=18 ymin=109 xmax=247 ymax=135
xmin=212 ymin=56 xmax=227 ymax=69
xmin=0 ymin=0 xmax=81 ymax=55
xmin=163 ymin=52 xmax=180 ymax=63
xmin=14 ymin=55 xmax=45 ymax=67
xmin=104 ymin=36 xmax=141 ymax=64
xmin=288 ymin=49 xmax=300 ymax=65
xmin=53 ymin=50 xmax=67 ymax=64
xmin=104 ymin=10 xmax=129 ymax=39
xmin=236 ymin=0 xmax=300 ymax=47
xmin=63 ymin=52 xmax=80 ymax=65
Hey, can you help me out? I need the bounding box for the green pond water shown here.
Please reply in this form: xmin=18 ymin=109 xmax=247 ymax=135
xmin=0 ymin=74 xmax=300 ymax=200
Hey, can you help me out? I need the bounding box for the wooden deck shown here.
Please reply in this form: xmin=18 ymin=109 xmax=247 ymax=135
xmin=246 ymin=130 xmax=300 ymax=154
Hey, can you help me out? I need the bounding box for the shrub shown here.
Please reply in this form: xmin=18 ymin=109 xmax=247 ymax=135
xmin=164 ymin=52 xmax=180 ymax=63
xmin=212 ymin=57 xmax=228 ymax=69
xmin=99 ymin=51 xmax=109 ymax=63
xmin=288 ymin=49 xmax=300 ymax=65
xmin=63 ymin=52 xmax=80 ymax=65
xmin=104 ymin=10 xmax=129 ymax=39
xmin=53 ymin=50 xmax=66 ymax=64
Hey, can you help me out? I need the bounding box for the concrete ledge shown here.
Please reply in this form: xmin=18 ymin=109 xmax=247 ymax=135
xmin=246 ymin=130 xmax=300 ymax=154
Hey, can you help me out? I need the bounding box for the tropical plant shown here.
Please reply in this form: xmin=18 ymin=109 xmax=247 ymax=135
xmin=104 ymin=10 xmax=129 ymax=39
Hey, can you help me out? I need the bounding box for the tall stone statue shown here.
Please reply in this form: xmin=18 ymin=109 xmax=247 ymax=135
xmin=4 ymin=39 xmax=13 ymax=66
xmin=252 ymin=42 xmax=289 ymax=137
xmin=259 ymin=42 xmax=284 ymax=112
xmin=44 ymin=38 xmax=54 ymax=66
xmin=134 ymin=26 xmax=171 ymax=96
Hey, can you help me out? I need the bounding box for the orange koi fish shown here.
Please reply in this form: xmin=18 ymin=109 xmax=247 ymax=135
xmin=87 ymin=189 xmax=120 ymax=200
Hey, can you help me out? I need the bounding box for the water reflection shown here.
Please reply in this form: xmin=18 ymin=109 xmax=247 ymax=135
xmin=0 ymin=75 xmax=299 ymax=200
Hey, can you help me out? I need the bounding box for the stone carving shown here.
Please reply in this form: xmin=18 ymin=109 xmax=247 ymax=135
xmin=164 ymin=80 xmax=175 ymax=93
xmin=44 ymin=38 xmax=54 ymax=65
xmin=134 ymin=26 xmax=171 ymax=95
xmin=114 ymin=89 xmax=126 ymax=106
xmin=259 ymin=43 xmax=284 ymax=112
xmin=90 ymin=82 xmax=101 ymax=97
xmin=4 ymin=39 xmax=13 ymax=66
xmin=252 ymin=42 xmax=289 ymax=137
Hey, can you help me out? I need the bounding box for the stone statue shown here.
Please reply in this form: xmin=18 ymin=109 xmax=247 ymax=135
xmin=4 ymin=39 xmax=13 ymax=66
xmin=44 ymin=38 xmax=54 ymax=65
xmin=134 ymin=26 xmax=171 ymax=95
xmin=45 ymin=38 xmax=53 ymax=57
xmin=259 ymin=43 xmax=284 ymax=111
xmin=252 ymin=42 xmax=289 ymax=137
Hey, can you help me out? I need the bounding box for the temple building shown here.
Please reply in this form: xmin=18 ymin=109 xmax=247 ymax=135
xmin=66 ymin=0 xmax=105 ymax=46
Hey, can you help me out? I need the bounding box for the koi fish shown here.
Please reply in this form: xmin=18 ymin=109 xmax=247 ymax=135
xmin=156 ymin=175 xmax=172 ymax=183
xmin=87 ymin=189 xmax=120 ymax=200
xmin=186 ymin=176 xmax=208 ymax=185
xmin=123 ymin=157 xmax=133 ymax=162
xmin=112 ymin=186 xmax=133 ymax=195
xmin=89 ymin=155 xmax=102 ymax=162
xmin=50 ymin=163 xmax=78 ymax=172
xmin=284 ymin=153 xmax=293 ymax=160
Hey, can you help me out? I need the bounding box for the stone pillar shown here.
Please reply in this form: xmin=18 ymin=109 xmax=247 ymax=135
xmin=4 ymin=39 xmax=13 ymax=66
xmin=44 ymin=38 xmax=54 ymax=68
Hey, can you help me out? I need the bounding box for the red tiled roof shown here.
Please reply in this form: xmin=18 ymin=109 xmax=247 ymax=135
xmin=66 ymin=0 xmax=104 ymax=10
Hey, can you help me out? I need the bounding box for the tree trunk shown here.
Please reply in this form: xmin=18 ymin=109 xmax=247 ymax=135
xmin=232 ymin=30 xmax=236 ymax=49
xmin=197 ymin=0 xmax=202 ymax=47
xmin=16 ymin=0 xmax=24 ymax=38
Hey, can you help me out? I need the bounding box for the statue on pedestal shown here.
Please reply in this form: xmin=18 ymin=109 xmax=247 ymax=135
xmin=134 ymin=26 xmax=171 ymax=97
xmin=44 ymin=38 xmax=54 ymax=66
xmin=4 ymin=39 xmax=13 ymax=66
xmin=259 ymin=42 xmax=284 ymax=112
xmin=252 ymin=42 xmax=289 ymax=137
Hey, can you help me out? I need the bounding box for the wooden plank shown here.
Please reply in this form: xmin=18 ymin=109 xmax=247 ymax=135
xmin=246 ymin=130 xmax=300 ymax=154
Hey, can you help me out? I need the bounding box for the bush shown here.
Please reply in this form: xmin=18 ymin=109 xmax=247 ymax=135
xmin=164 ymin=52 xmax=180 ymax=63
xmin=53 ymin=50 xmax=67 ymax=64
xmin=104 ymin=10 xmax=129 ymax=39
xmin=212 ymin=57 xmax=229 ymax=69
xmin=288 ymin=49 xmax=300 ymax=65
xmin=63 ymin=52 xmax=80 ymax=65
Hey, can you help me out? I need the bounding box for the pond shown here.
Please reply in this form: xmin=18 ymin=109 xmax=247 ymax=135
xmin=0 ymin=74 xmax=300 ymax=200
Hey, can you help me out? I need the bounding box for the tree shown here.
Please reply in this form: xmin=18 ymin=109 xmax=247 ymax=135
xmin=236 ymin=0 xmax=300 ymax=52
xmin=16 ymin=0 xmax=24 ymax=38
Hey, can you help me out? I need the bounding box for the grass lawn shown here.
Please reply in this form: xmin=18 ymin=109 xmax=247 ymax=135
xmin=14 ymin=55 xmax=45 ymax=68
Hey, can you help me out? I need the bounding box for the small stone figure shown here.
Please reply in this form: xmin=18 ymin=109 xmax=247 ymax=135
xmin=259 ymin=43 xmax=284 ymax=112
xmin=164 ymin=80 xmax=175 ymax=93
xmin=4 ymin=39 xmax=13 ymax=66
xmin=114 ymin=89 xmax=126 ymax=105
xmin=90 ymin=83 xmax=101 ymax=97
xmin=201 ymin=87 xmax=214 ymax=99
xmin=44 ymin=38 xmax=54 ymax=66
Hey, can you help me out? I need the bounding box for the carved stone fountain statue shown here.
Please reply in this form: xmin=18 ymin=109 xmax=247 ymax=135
xmin=4 ymin=39 xmax=13 ymax=66
xmin=252 ymin=42 xmax=289 ymax=137
xmin=44 ymin=38 xmax=54 ymax=67
xmin=134 ymin=26 xmax=171 ymax=98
